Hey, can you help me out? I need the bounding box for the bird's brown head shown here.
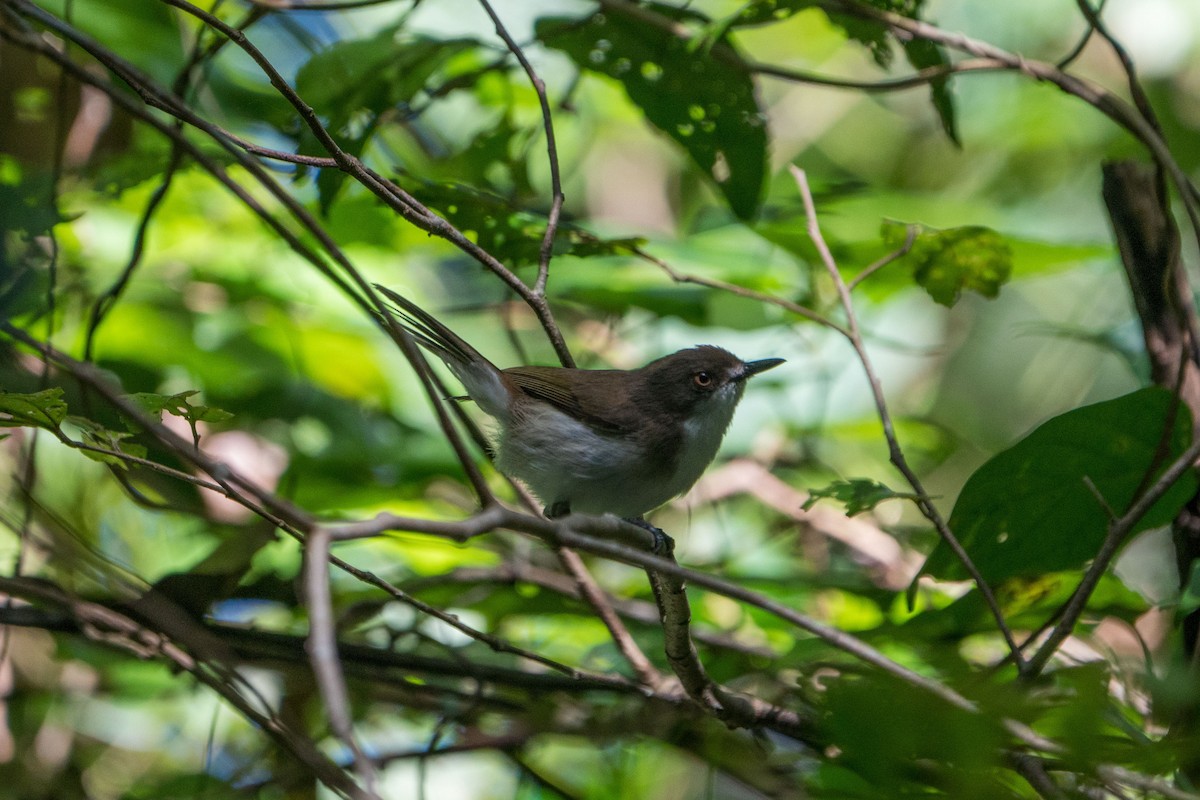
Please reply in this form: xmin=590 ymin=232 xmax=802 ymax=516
xmin=637 ymin=346 xmax=784 ymax=417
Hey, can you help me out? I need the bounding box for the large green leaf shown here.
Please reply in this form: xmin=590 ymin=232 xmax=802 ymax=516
xmin=537 ymin=7 xmax=767 ymax=220
xmin=820 ymin=672 xmax=1009 ymax=794
xmin=919 ymin=388 xmax=1198 ymax=584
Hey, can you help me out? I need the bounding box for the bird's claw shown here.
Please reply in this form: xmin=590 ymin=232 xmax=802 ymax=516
xmin=624 ymin=517 xmax=674 ymax=556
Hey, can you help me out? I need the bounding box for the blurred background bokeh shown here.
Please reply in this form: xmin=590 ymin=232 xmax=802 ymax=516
xmin=2 ymin=0 xmax=1200 ymax=796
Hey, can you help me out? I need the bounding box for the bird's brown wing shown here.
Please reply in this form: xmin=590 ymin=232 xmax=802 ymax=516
xmin=503 ymin=367 xmax=636 ymax=435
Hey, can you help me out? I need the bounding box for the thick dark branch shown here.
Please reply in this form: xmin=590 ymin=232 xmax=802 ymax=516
xmin=0 ymin=576 xmax=371 ymax=800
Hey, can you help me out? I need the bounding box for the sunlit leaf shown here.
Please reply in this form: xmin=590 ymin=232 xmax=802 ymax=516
xmin=537 ymin=7 xmax=767 ymax=219
xmin=918 ymin=388 xmax=1197 ymax=585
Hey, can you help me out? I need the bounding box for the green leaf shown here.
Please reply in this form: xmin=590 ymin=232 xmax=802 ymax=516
xmin=537 ymin=7 xmax=767 ymax=220
xmin=821 ymin=672 xmax=1009 ymax=792
xmin=803 ymin=478 xmax=917 ymax=516
xmin=885 ymin=221 xmax=1012 ymax=306
xmin=407 ymin=180 xmax=644 ymax=268
xmin=1181 ymin=562 xmax=1200 ymax=616
xmin=0 ymin=388 xmax=68 ymax=430
xmin=901 ymin=37 xmax=958 ymax=145
xmin=733 ymin=2 xmax=958 ymax=142
xmin=126 ymin=391 xmax=233 ymax=426
xmin=72 ymin=418 xmax=149 ymax=469
xmin=295 ymin=30 xmax=476 ymax=211
xmin=918 ymin=388 xmax=1198 ymax=585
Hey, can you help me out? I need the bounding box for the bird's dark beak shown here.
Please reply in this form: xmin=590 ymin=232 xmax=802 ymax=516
xmin=740 ymin=358 xmax=785 ymax=380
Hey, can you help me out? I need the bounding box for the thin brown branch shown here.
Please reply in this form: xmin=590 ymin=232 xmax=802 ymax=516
xmin=1057 ymin=0 xmax=1102 ymax=69
xmin=476 ymin=0 xmax=566 ymax=301
xmin=0 ymin=576 xmax=372 ymax=800
xmin=304 ymin=528 xmax=381 ymax=797
xmin=635 ymin=245 xmax=841 ymax=331
xmin=639 ymin=547 xmax=798 ymax=734
xmin=788 ymin=166 xmax=1027 ymax=672
xmin=1072 ymin=0 xmax=1160 ymax=135
xmin=846 ymin=224 xmax=917 ymax=291
xmin=556 ymin=546 xmax=661 ymax=685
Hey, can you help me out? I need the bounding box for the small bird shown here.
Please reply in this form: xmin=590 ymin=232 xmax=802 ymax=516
xmin=377 ymin=285 xmax=783 ymax=525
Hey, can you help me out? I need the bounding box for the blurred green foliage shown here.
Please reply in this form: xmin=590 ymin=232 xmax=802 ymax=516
xmin=2 ymin=0 xmax=1200 ymax=797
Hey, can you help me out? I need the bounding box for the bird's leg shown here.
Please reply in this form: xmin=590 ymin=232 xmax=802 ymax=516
xmin=625 ymin=517 xmax=674 ymax=557
xmin=544 ymin=501 xmax=571 ymax=519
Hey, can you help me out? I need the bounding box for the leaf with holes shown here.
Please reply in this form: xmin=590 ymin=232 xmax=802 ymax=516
xmin=537 ymin=7 xmax=767 ymax=220
xmin=127 ymin=391 xmax=233 ymax=426
xmin=804 ymin=478 xmax=917 ymax=516
xmin=407 ymin=180 xmax=644 ymax=268
xmin=917 ymin=388 xmax=1197 ymax=585
xmin=0 ymin=388 xmax=68 ymax=430
xmin=884 ymin=222 xmax=1012 ymax=306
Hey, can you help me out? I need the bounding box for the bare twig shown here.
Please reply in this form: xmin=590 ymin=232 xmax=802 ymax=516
xmin=304 ymin=528 xmax=381 ymax=797
xmin=846 ymin=224 xmax=917 ymax=291
xmin=476 ymin=0 xmax=565 ymax=301
xmin=1056 ymin=0 xmax=1103 ymax=69
xmin=636 ymin=245 xmax=841 ymax=330
xmin=556 ymin=546 xmax=662 ymax=686
xmin=0 ymin=576 xmax=373 ymax=800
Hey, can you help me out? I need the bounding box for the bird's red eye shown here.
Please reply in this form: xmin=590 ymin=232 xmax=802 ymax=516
xmin=693 ymin=371 xmax=713 ymax=388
